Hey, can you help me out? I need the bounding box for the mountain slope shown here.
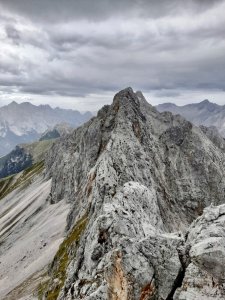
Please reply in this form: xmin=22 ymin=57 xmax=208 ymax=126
xmin=0 ymin=140 xmax=54 ymax=179
xmin=0 ymin=101 xmax=92 ymax=156
xmin=0 ymin=123 xmax=74 ymax=179
xmin=40 ymin=88 xmax=225 ymax=299
xmin=0 ymin=162 xmax=69 ymax=299
xmin=156 ymin=100 xmax=225 ymax=137
xmin=39 ymin=123 xmax=73 ymax=141
xmin=2 ymin=88 xmax=225 ymax=299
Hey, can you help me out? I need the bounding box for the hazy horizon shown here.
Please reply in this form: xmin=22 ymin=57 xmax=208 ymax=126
xmin=0 ymin=88 xmax=224 ymax=112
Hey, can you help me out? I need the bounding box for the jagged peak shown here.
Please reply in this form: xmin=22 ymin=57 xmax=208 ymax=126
xmin=135 ymin=90 xmax=151 ymax=106
xmin=199 ymin=99 xmax=210 ymax=105
xmin=116 ymin=86 xmax=134 ymax=94
xmin=42 ymin=88 xmax=225 ymax=300
xmin=135 ymin=90 xmax=145 ymax=100
xmin=112 ymin=87 xmax=141 ymax=111
xmin=197 ymin=99 xmax=219 ymax=112
xmin=96 ymin=87 xmax=156 ymax=124
xmin=7 ymin=101 xmax=18 ymax=107
xmin=96 ymin=87 xmax=138 ymax=120
xmin=113 ymin=87 xmax=137 ymax=101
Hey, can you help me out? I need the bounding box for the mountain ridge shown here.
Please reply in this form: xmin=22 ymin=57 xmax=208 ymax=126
xmin=43 ymin=88 xmax=225 ymax=299
xmin=156 ymin=99 xmax=225 ymax=137
xmin=1 ymin=88 xmax=225 ymax=299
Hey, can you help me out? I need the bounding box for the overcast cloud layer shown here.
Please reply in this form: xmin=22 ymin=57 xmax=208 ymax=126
xmin=0 ymin=0 xmax=225 ymax=110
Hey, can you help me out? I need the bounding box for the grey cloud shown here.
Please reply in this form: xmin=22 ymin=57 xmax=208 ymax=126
xmin=5 ymin=24 xmax=20 ymax=43
xmin=0 ymin=61 xmax=21 ymax=76
xmin=0 ymin=0 xmax=224 ymax=107
xmin=0 ymin=0 xmax=223 ymax=22
xmin=3 ymin=22 xmax=50 ymax=51
xmin=154 ymin=90 xmax=181 ymax=98
xmin=20 ymin=86 xmax=86 ymax=98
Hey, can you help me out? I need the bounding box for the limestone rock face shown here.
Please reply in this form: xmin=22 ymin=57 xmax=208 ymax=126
xmin=44 ymin=88 xmax=225 ymax=299
xmin=175 ymin=204 xmax=225 ymax=300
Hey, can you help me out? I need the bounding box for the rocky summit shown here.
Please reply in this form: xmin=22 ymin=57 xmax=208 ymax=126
xmin=43 ymin=88 xmax=225 ymax=299
xmin=1 ymin=88 xmax=225 ymax=300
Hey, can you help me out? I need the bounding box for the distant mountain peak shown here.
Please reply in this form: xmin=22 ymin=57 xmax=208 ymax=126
xmin=20 ymin=101 xmax=35 ymax=106
xmin=197 ymin=99 xmax=217 ymax=107
xmin=200 ymin=99 xmax=210 ymax=104
xmin=38 ymin=103 xmax=52 ymax=109
xmin=8 ymin=101 xmax=18 ymax=107
xmin=156 ymin=99 xmax=225 ymax=136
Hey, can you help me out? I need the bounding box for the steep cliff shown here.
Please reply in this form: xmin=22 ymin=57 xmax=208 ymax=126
xmin=41 ymin=88 xmax=225 ymax=299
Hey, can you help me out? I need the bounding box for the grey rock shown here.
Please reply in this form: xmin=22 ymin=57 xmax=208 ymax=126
xmin=42 ymin=88 xmax=225 ymax=299
xmin=175 ymin=204 xmax=225 ymax=299
xmin=46 ymin=87 xmax=225 ymax=229
xmin=174 ymin=263 xmax=225 ymax=300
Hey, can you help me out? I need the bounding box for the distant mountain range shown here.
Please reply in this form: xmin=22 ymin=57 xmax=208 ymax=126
xmin=0 ymin=101 xmax=92 ymax=156
xmin=156 ymin=99 xmax=225 ymax=137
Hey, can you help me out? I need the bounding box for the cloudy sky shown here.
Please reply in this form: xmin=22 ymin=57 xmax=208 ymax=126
xmin=0 ymin=0 xmax=225 ymax=111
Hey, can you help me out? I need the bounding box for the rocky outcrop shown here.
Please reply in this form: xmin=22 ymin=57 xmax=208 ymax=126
xmin=41 ymin=88 xmax=225 ymax=299
xmin=175 ymin=204 xmax=225 ymax=299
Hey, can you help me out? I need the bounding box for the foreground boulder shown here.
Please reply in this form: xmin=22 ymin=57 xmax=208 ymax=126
xmin=175 ymin=204 xmax=225 ymax=300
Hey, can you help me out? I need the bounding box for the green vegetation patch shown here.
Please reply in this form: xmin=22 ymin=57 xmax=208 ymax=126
xmin=0 ymin=160 xmax=45 ymax=201
xmin=40 ymin=214 xmax=88 ymax=300
xmin=0 ymin=175 xmax=14 ymax=200
xmin=37 ymin=276 xmax=49 ymax=300
xmin=22 ymin=160 xmax=44 ymax=178
xmin=24 ymin=139 xmax=55 ymax=163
